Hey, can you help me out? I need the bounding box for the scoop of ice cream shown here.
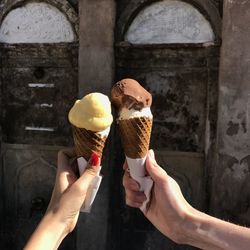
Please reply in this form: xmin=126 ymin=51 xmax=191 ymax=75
xmin=119 ymin=107 xmax=153 ymax=120
xmin=68 ymin=92 xmax=113 ymax=131
xmin=111 ymin=79 xmax=152 ymax=111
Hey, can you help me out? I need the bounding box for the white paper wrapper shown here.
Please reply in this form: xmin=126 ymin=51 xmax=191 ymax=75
xmin=77 ymin=157 xmax=102 ymax=213
xmin=126 ymin=156 xmax=153 ymax=212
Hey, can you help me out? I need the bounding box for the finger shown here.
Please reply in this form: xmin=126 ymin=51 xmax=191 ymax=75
xmin=70 ymin=158 xmax=79 ymax=177
xmin=145 ymin=149 xmax=168 ymax=184
xmin=70 ymin=153 xmax=100 ymax=198
xmin=125 ymin=189 xmax=147 ymax=204
xmin=125 ymin=198 xmax=143 ymax=208
xmin=60 ymin=147 xmax=76 ymax=158
xmin=55 ymin=149 xmax=78 ymax=191
xmin=72 ymin=167 xmax=97 ymax=197
xmin=123 ymin=171 xmax=140 ymax=191
xmin=87 ymin=152 xmax=101 ymax=169
xmin=57 ymin=148 xmax=76 ymax=173
xmin=123 ymin=160 xmax=128 ymax=171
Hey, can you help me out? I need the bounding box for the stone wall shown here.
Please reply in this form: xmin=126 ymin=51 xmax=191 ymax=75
xmin=77 ymin=1 xmax=115 ymax=250
xmin=78 ymin=0 xmax=115 ymax=97
xmin=0 ymin=1 xmax=79 ymax=249
xmin=210 ymin=0 xmax=250 ymax=226
xmin=1 ymin=44 xmax=78 ymax=146
xmin=110 ymin=1 xmax=221 ymax=249
xmin=6 ymin=1 xmax=250 ymax=250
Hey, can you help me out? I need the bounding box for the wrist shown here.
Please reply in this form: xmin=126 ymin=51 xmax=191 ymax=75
xmin=181 ymin=207 xmax=202 ymax=244
xmin=182 ymin=208 xmax=225 ymax=250
xmin=43 ymin=210 xmax=69 ymax=242
xmin=172 ymin=206 xmax=199 ymax=244
xmin=24 ymin=211 xmax=68 ymax=250
xmin=158 ymin=204 xmax=198 ymax=244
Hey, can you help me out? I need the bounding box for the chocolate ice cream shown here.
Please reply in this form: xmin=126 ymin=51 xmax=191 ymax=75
xmin=111 ymin=78 xmax=152 ymax=111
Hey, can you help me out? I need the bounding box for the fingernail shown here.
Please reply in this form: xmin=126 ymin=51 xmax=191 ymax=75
xmin=89 ymin=152 xmax=100 ymax=166
xmin=149 ymin=149 xmax=155 ymax=159
xmin=148 ymin=149 xmax=157 ymax=166
xmin=149 ymin=149 xmax=155 ymax=157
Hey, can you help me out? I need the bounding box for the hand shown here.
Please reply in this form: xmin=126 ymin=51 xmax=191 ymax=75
xmin=47 ymin=148 xmax=100 ymax=233
xmin=123 ymin=149 xmax=193 ymax=243
xmin=25 ymin=148 xmax=100 ymax=250
xmin=123 ymin=151 xmax=250 ymax=250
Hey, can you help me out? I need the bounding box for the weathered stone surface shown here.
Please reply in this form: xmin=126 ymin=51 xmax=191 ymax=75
xmin=210 ymin=1 xmax=250 ymax=225
xmin=78 ymin=0 xmax=115 ymax=96
xmin=1 ymin=144 xmax=76 ymax=250
xmin=0 ymin=1 xmax=227 ymax=250
xmin=211 ymin=0 xmax=223 ymax=15
xmin=77 ymin=1 xmax=115 ymax=250
xmin=0 ymin=2 xmax=76 ymax=43
xmin=0 ymin=0 xmax=79 ymax=35
xmin=0 ymin=2 xmax=79 ymax=250
xmin=110 ymin=1 xmax=221 ymax=250
xmin=1 ymin=44 xmax=78 ymax=146
xmin=125 ymin=0 xmax=215 ymax=44
xmin=116 ymin=0 xmax=222 ymax=43
xmin=116 ymin=44 xmax=220 ymax=152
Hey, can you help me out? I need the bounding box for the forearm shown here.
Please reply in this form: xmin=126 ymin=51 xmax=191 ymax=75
xmin=184 ymin=208 xmax=250 ymax=250
xmin=24 ymin=212 xmax=67 ymax=250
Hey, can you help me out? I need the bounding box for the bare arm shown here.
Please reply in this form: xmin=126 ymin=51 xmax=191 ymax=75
xmin=123 ymin=150 xmax=250 ymax=250
xmin=24 ymin=148 xmax=100 ymax=250
xmin=184 ymin=209 xmax=250 ymax=250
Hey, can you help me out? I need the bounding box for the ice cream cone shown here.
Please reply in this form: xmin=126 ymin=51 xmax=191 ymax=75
xmin=118 ymin=117 xmax=152 ymax=159
xmin=72 ymin=125 xmax=108 ymax=160
xmin=68 ymin=92 xmax=113 ymax=213
xmin=111 ymin=78 xmax=154 ymax=212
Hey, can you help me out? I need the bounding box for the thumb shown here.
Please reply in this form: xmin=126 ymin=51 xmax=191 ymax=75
xmin=71 ymin=153 xmax=100 ymax=198
xmin=146 ymin=149 xmax=168 ymax=184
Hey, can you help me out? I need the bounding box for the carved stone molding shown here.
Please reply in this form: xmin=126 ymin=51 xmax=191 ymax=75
xmin=116 ymin=0 xmax=221 ymax=43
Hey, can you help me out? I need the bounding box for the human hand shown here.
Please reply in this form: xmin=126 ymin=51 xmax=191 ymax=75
xmin=25 ymin=148 xmax=100 ymax=250
xmin=47 ymin=147 xmax=100 ymax=233
xmin=123 ymin=149 xmax=194 ymax=243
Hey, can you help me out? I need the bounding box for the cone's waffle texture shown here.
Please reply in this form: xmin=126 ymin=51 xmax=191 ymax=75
xmin=118 ymin=117 xmax=152 ymax=159
xmin=72 ymin=125 xmax=107 ymax=160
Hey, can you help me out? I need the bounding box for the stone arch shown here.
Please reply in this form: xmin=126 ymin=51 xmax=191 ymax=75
xmin=0 ymin=0 xmax=78 ymax=43
xmin=116 ymin=0 xmax=221 ymax=44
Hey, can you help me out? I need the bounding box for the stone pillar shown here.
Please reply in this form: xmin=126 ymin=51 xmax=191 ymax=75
xmin=79 ymin=0 xmax=115 ymax=96
xmin=210 ymin=0 xmax=250 ymax=225
xmin=77 ymin=1 xmax=116 ymax=249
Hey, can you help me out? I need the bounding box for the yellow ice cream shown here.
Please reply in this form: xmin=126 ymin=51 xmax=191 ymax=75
xmin=68 ymin=92 xmax=113 ymax=131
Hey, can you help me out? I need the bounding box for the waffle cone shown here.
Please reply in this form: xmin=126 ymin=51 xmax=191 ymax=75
xmin=118 ymin=117 xmax=152 ymax=159
xmin=72 ymin=125 xmax=107 ymax=160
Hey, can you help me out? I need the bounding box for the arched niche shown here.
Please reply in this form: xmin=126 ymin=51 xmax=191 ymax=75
xmin=16 ymin=157 xmax=56 ymax=218
xmin=117 ymin=0 xmax=221 ymax=44
xmin=0 ymin=1 xmax=78 ymax=43
xmin=125 ymin=0 xmax=214 ymax=44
